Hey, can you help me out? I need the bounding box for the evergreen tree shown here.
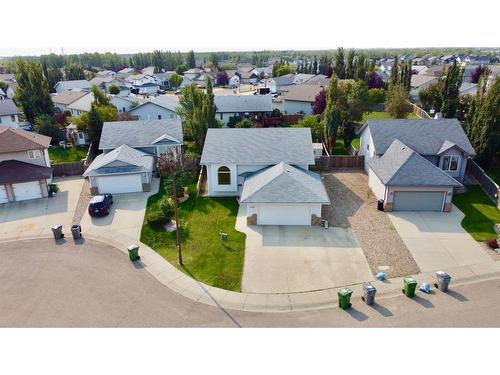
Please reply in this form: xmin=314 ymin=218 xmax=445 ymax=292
xmin=47 ymin=67 xmax=63 ymax=93
xmin=389 ymin=56 xmax=399 ymax=87
xmin=322 ymin=76 xmax=342 ymax=150
xmin=204 ymin=77 xmax=217 ymax=128
xmin=334 ymin=47 xmax=345 ymax=79
xmin=91 ymin=85 xmax=111 ymax=106
xmin=64 ymin=64 xmax=86 ymax=80
xmin=312 ymin=57 xmax=318 ymax=75
xmin=355 ymin=53 xmax=367 ymax=80
xmin=440 ymin=60 xmax=464 ymax=118
xmin=398 ymin=59 xmax=412 ymax=93
xmin=346 ymin=50 xmax=355 ymax=79
xmin=186 ymin=50 xmax=196 ymax=68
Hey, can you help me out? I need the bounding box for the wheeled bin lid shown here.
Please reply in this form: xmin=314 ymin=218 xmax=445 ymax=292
xmin=128 ymin=244 xmax=139 ymax=251
xmin=362 ymin=282 xmax=376 ymax=292
xmin=404 ymin=277 xmax=417 ymax=284
xmin=436 ymin=271 xmax=451 ymax=279
xmin=51 ymin=224 xmax=62 ymax=229
xmin=338 ymin=288 xmax=353 ymax=296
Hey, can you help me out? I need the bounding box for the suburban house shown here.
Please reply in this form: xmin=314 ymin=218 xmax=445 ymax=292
xmin=83 ymin=118 xmax=183 ymax=194
xmin=110 ymin=95 xmax=140 ymax=114
xmin=154 ymin=71 xmax=176 ymax=90
xmin=359 ymin=119 xmax=476 ymax=212
xmin=236 ymin=66 xmax=260 ymax=83
xmin=410 ymin=75 xmax=439 ymax=102
xmin=0 ymin=125 xmax=52 ymax=203
xmin=66 ymin=92 xmax=94 ymax=116
xmin=279 ymin=84 xmax=324 ymax=114
xmin=0 ymin=74 xmax=17 ymax=98
xmin=214 ymin=95 xmax=273 ymax=125
xmin=65 ymin=124 xmax=88 ymax=146
xmin=0 ymin=98 xmax=21 ymax=127
xmin=51 ymin=90 xmax=88 ymax=112
xmin=53 ymin=80 xmax=91 ymax=93
xmin=200 ymin=128 xmax=330 ymax=226
xmin=125 ymin=74 xmax=161 ymax=94
xmin=129 ymin=96 xmax=179 ymax=121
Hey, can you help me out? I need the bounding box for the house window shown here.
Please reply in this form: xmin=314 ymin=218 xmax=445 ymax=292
xmin=217 ymin=166 xmax=231 ymax=185
xmin=78 ymin=132 xmax=84 ymax=139
xmin=366 ymin=143 xmax=369 ymax=151
xmin=220 ymin=113 xmax=223 ymax=120
xmin=28 ymin=150 xmax=41 ymax=159
xmin=158 ymin=114 xmax=162 ymax=120
xmin=122 ymin=107 xmax=126 ymax=112
xmin=441 ymin=155 xmax=460 ymax=171
xmin=11 ymin=115 xmax=16 ymax=122
xmin=170 ymin=114 xmax=174 ymax=119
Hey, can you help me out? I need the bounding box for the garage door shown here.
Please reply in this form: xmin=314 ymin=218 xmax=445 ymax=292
xmin=257 ymin=204 xmax=311 ymax=226
xmin=96 ymin=174 xmax=143 ymax=194
xmin=13 ymin=181 xmax=43 ymax=201
xmin=0 ymin=185 xmax=8 ymax=204
xmin=393 ymin=191 xmax=445 ymax=212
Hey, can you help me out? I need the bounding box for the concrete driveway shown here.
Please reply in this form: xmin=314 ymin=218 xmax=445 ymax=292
xmin=0 ymin=177 xmax=84 ymax=239
xmin=387 ymin=206 xmax=493 ymax=272
xmin=237 ymin=205 xmax=374 ymax=293
xmin=80 ymin=178 xmax=159 ymax=240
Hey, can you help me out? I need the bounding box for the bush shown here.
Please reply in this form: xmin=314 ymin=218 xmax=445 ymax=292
xmin=108 ymin=84 xmax=120 ymax=95
xmin=368 ymin=88 xmax=387 ymax=105
xmin=145 ymin=210 xmax=170 ymax=228
xmin=235 ymin=118 xmax=253 ymax=128
xmin=485 ymin=238 xmax=499 ymax=249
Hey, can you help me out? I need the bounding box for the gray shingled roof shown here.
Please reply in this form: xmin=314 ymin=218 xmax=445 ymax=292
xmin=362 ymin=119 xmax=476 ymax=156
xmin=0 ymin=98 xmax=20 ymax=116
xmin=214 ymin=95 xmax=272 ymax=113
xmin=369 ymin=139 xmax=462 ymax=187
xmin=54 ymin=80 xmax=91 ymax=91
xmin=240 ymin=162 xmax=330 ymax=204
xmin=99 ymin=119 xmax=183 ymax=150
xmin=200 ymin=128 xmax=315 ymax=165
xmin=83 ymin=144 xmax=153 ymax=177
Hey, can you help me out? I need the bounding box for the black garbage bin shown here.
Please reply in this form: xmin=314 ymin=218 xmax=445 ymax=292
xmin=71 ymin=224 xmax=82 ymax=240
xmin=51 ymin=224 xmax=64 ymax=240
xmin=362 ymin=282 xmax=377 ymax=305
xmin=377 ymin=199 xmax=384 ymax=211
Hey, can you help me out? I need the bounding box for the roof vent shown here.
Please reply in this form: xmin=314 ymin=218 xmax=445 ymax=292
xmin=401 ymin=146 xmax=405 ymax=150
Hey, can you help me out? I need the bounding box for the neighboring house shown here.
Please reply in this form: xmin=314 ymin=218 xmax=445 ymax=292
xmin=154 ymin=71 xmax=176 ymax=90
xmin=0 ymin=74 xmax=17 ymax=98
xmin=83 ymin=144 xmax=154 ymax=195
xmin=214 ymin=95 xmax=273 ymax=125
xmin=459 ymin=82 xmax=478 ymax=96
xmin=129 ymin=96 xmax=179 ymax=121
xmin=359 ymin=119 xmax=476 ymax=212
xmin=65 ymin=124 xmax=88 ymax=146
xmin=304 ymin=74 xmax=330 ymax=87
xmin=110 ymin=95 xmax=141 ymax=113
xmin=51 ymin=90 xmax=88 ymax=112
xmin=117 ymin=67 xmax=137 ymax=75
xmin=273 ymin=74 xmax=296 ymax=92
xmin=66 ymin=92 xmax=94 ymax=116
xmin=280 ymin=84 xmax=324 ymax=114
xmin=0 ymin=125 xmax=52 ymax=203
xmin=53 ymin=80 xmax=91 ymax=93
xmin=96 ymin=70 xmax=116 ymax=77
xmin=0 ymin=98 xmax=21 ymax=127
xmin=410 ymin=75 xmax=439 ymax=101
xmin=200 ymin=128 xmax=330 ymax=226
xmin=237 ymin=68 xmax=260 ymax=84
xmin=292 ymin=74 xmax=315 ymax=84
xmin=141 ymin=66 xmax=155 ymax=76
xmin=125 ymin=74 xmax=161 ymax=94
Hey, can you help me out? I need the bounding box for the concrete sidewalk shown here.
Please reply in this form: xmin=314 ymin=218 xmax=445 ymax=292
xmin=3 ymin=227 xmax=500 ymax=313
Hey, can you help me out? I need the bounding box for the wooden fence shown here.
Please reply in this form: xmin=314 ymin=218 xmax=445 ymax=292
xmin=315 ymin=155 xmax=364 ymax=170
xmin=466 ymin=159 xmax=500 ymax=208
xmin=52 ymin=161 xmax=85 ymax=177
xmin=409 ymin=102 xmax=432 ymax=119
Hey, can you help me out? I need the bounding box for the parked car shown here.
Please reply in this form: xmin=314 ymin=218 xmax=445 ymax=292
xmin=88 ymin=194 xmax=113 ymax=217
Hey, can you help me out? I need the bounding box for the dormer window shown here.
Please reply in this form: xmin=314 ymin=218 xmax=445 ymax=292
xmin=217 ymin=166 xmax=231 ymax=185
xmin=28 ymin=150 xmax=41 ymax=159
xmin=441 ymin=155 xmax=459 ymax=171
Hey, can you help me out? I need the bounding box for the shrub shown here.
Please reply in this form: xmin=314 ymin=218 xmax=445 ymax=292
xmin=485 ymin=238 xmax=499 ymax=249
xmin=367 ymin=88 xmax=387 ymax=105
xmin=145 ymin=210 xmax=170 ymax=228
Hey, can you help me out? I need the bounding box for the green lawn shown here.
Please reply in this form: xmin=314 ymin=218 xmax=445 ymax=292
xmin=48 ymin=146 xmax=88 ymax=163
xmin=330 ymin=136 xmax=360 ymax=155
xmin=453 ymin=185 xmax=500 ymax=241
xmin=140 ymin=179 xmax=246 ymax=291
xmin=357 ymin=111 xmax=418 ymax=124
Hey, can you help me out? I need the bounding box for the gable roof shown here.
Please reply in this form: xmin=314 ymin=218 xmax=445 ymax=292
xmin=214 ymin=95 xmax=272 ymax=113
xmin=51 ymin=90 xmax=88 ymax=106
xmin=0 ymin=125 xmax=51 ymax=152
xmin=369 ymin=139 xmax=462 ymax=187
xmin=130 ymin=96 xmax=179 ymax=113
xmin=281 ymin=84 xmax=324 ymax=103
xmin=99 ymin=119 xmax=183 ymax=150
xmin=54 ymin=80 xmax=91 ymax=91
xmin=410 ymin=74 xmax=438 ymax=88
xmin=240 ymin=162 xmax=330 ymax=204
xmin=83 ymin=144 xmax=154 ymax=177
xmin=201 ymin=128 xmax=315 ymax=165
xmin=0 ymin=160 xmax=52 ymax=184
xmin=361 ymin=119 xmax=475 ymax=156
xmin=67 ymin=92 xmax=94 ymax=112
xmin=0 ymin=98 xmax=21 ymax=116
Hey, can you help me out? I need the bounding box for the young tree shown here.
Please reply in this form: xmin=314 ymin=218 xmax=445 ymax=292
xmin=322 ymin=76 xmax=342 ymax=150
xmin=275 ymin=63 xmax=294 ymax=77
xmin=64 ymin=64 xmax=86 ymax=80
xmin=177 ymin=84 xmax=209 ymax=153
xmin=216 ymin=70 xmax=229 ymax=86
xmin=346 ymin=49 xmax=355 ymax=79
xmin=47 ymin=67 xmax=63 ymax=93
xmin=385 ymin=84 xmax=412 ymax=119
xmin=333 ymin=47 xmax=345 ymax=79
xmin=14 ymin=59 xmax=55 ymax=124
xmin=186 ymin=50 xmax=196 ymax=69
xmin=108 ymin=84 xmax=120 ymax=95
xmin=440 ymin=60 xmax=464 ymax=118
xmin=169 ymin=73 xmax=183 ymax=88
xmin=418 ymin=81 xmax=443 ymax=111
xmin=175 ymin=63 xmax=188 ymax=75
xmin=312 ymin=89 xmax=327 ymax=115
xmin=293 ymin=115 xmax=323 ymax=142
xmin=235 ymin=118 xmax=253 ymax=128
xmin=91 ymin=85 xmax=111 ymax=106
xmin=0 ymin=80 xmax=8 ymax=93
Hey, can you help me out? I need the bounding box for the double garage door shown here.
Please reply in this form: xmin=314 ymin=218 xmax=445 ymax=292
xmin=95 ymin=174 xmax=143 ymax=194
xmin=257 ymin=204 xmax=312 ymax=226
xmin=393 ymin=191 xmax=446 ymax=212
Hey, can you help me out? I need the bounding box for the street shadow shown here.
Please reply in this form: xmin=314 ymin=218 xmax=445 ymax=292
xmin=345 ymin=306 xmax=369 ymax=322
xmin=444 ymin=289 xmax=468 ymax=302
xmin=410 ymin=294 xmax=434 ymax=308
xmin=368 ymin=302 xmax=393 ymax=317
xmin=132 ymin=259 xmax=145 ymax=269
xmin=73 ymin=237 xmax=86 ymax=245
xmin=54 ymin=238 xmax=67 ymax=246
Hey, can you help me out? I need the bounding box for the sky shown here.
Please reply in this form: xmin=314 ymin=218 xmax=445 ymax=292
xmin=1 ymin=0 xmax=499 ymax=56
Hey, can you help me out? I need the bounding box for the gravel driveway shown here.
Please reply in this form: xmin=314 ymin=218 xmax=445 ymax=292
xmin=321 ymin=170 xmax=420 ymax=278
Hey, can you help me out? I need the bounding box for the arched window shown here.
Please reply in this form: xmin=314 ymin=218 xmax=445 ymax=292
xmin=217 ymin=166 xmax=231 ymax=185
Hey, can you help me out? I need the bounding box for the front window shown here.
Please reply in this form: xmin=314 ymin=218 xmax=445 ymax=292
xmin=28 ymin=150 xmax=41 ymax=159
xmin=217 ymin=166 xmax=231 ymax=185
xmin=441 ymin=155 xmax=459 ymax=171
xmin=157 ymin=114 xmax=162 ymax=120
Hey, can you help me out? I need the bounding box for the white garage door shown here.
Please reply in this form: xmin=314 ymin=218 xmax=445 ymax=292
xmin=13 ymin=181 xmax=43 ymax=201
xmin=0 ymin=185 xmax=9 ymax=204
xmin=96 ymin=174 xmax=143 ymax=194
xmin=257 ymin=204 xmax=311 ymax=226
xmin=393 ymin=191 xmax=445 ymax=212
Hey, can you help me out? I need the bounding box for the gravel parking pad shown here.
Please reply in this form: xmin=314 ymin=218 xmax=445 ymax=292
xmin=321 ymin=170 xmax=420 ymax=278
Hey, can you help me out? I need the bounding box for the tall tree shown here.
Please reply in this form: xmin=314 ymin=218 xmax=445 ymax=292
xmin=312 ymin=89 xmax=327 ymax=115
xmin=34 ymin=114 xmax=64 ymax=144
xmin=46 ymin=67 xmax=63 ymax=93
xmin=389 ymin=56 xmax=399 ymax=87
xmin=355 ymin=53 xmax=367 ymax=81
xmin=14 ymin=59 xmax=55 ymax=124
xmin=176 ymin=84 xmax=208 ymax=153
xmin=64 ymin=64 xmax=86 ymax=80
xmin=385 ymin=84 xmax=412 ymax=118
xmin=322 ymin=76 xmax=342 ymax=150
xmin=440 ymin=60 xmax=464 ymax=118
xmin=346 ymin=50 xmax=355 ymax=79
xmin=204 ymin=77 xmax=217 ymax=129
xmin=470 ymin=65 xmax=490 ymax=84
xmin=312 ymin=57 xmax=318 ymax=75
xmin=333 ymin=47 xmax=345 ymax=79
xmin=91 ymin=85 xmax=110 ymax=106
xmin=186 ymin=50 xmax=196 ymax=69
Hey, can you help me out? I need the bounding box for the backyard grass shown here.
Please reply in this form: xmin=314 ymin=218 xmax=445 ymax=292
xmin=48 ymin=146 xmax=88 ymax=163
xmin=357 ymin=111 xmax=418 ymax=124
xmin=487 ymin=166 xmax=500 ymax=185
xmin=140 ymin=179 xmax=246 ymax=291
xmin=330 ymin=136 xmax=360 ymax=155
xmin=453 ymin=185 xmax=500 ymax=241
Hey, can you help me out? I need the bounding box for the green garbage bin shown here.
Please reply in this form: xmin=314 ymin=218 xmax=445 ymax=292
xmin=48 ymin=183 xmax=58 ymax=196
xmin=127 ymin=244 xmax=140 ymax=262
xmin=403 ymin=277 xmax=418 ymax=297
xmin=338 ymin=288 xmax=353 ymax=310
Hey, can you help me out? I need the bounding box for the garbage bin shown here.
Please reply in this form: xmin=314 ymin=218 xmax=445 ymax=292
xmin=220 ymin=231 xmax=228 ymax=241
xmin=71 ymin=224 xmax=81 ymax=240
xmin=48 ymin=183 xmax=58 ymax=195
xmin=362 ymin=282 xmax=377 ymax=305
xmin=403 ymin=277 xmax=417 ymax=297
xmin=435 ymin=271 xmax=451 ymax=292
xmin=127 ymin=244 xmax=140 ymax=262
xmin=338 ymin=288 xmax=353 ymax=310
xmin=51 ymin=224 xmax=64 ymax=240
xmin=377 ymin=199 xmax=384 ymax=211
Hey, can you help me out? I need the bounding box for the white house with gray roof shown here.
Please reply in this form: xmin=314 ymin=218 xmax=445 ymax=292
xmin=200 ymin=128 xmax=330 ymax=226
xmin=359 ymin=119 xmax=476 ymax=212
xmin=214 ymin=95 xmax=273 ymax=125
xmin=54 ymin=80 xmax=91 ymax=93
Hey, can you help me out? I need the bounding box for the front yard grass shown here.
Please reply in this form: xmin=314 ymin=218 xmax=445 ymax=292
xmin=453 ymin=185 xmax=500 ymax=241
xmin=140 ymin=179 xmax=246 ymax=291
xmin=48 ymin=145 xmax=88 ymax=163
